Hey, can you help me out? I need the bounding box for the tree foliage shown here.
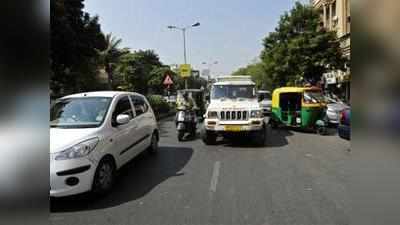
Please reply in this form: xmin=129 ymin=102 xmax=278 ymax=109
xmin=51 ymin=0 xmax=107 ymax=96
xmin=114 ymin=50 xmax=174 ymax=95
xmin=51 ymin=0 xmax=206 ymax=97
xmin=96 ymin=33 xmax=130 ymax=88
xmin=258 ymin=2 xmax=347 ymax=88
xmin=232 ymin=63 xmax=272 ymax=90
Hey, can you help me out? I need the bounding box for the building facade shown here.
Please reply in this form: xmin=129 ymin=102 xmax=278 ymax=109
xmin=312 ymin=0 xmax=351 ymax=102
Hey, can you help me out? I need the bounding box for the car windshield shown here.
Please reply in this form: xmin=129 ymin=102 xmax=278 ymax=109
xmin=303 ymin=91 xmax=325 ymax=103
xmin=50 ymin=97 xmax=112 ymax=128
xmin=211 ymin=85 xmax=256 ymax=99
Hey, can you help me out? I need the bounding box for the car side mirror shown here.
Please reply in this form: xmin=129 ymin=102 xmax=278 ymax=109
xmin=116 ymin=114 xmax=130 ymax=125
xmin=205 ymin=95 xmax=210 ymax=101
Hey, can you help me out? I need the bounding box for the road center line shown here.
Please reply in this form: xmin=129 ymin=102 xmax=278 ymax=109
xmin=210 ymin=161 xmax=221 ymax=193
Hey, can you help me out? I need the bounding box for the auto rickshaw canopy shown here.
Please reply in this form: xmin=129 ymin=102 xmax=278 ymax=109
xmin=271 ymin=87 xmax=323 ymax=108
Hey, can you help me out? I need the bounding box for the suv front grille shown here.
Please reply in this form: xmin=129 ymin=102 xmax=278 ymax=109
xmin=220 ymin=111 xmax=248 ymax=120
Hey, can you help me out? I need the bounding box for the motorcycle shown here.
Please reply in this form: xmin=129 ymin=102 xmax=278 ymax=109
xmin=176 ymin=106 xmax=198 ymax=141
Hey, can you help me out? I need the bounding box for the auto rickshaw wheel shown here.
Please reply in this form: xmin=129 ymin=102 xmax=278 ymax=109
xmin=316 ymin=126 xmax=327 ymax=135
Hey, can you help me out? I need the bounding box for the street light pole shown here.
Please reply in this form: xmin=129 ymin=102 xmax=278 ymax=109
xmin=168 ymin=22 xmax=200 ymax=89
xmin=182 ymin=28 xmax=187 ymax=64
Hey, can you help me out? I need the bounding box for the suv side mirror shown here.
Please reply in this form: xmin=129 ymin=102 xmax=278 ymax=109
xmin=116 ymin=114 xmax=130 ymax=125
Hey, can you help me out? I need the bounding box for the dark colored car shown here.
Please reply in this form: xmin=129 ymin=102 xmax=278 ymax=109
xmin=338 ymin=108 xmax=351 ymax=140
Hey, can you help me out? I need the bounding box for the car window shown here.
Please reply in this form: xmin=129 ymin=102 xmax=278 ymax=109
xmin=131 ymin=95 xmax=148 ymax=117
xmin=112 ymin=96 xmax=134 ymax=123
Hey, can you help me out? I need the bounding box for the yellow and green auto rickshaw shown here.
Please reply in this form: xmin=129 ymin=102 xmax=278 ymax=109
xmin=269 ymin=87 xmax=327 ymax=134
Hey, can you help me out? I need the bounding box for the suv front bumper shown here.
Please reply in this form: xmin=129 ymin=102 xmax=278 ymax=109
xmin=204 ymin=119 xmax=264 ymax=132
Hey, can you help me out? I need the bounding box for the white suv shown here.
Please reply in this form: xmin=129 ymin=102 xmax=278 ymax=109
xmin=202 ymin=76 xmax=266 ymax=146
xmin=50 ymin=91 xmax=159 ymax=197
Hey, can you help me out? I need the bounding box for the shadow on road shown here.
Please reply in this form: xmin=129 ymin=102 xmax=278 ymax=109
xmin=50 ymin=146 xmax=193 ymax=213
xmin=265 ymin=127 xmax=293 ymax=147
xmin=212 ymin=126 xmax=292 ymax=148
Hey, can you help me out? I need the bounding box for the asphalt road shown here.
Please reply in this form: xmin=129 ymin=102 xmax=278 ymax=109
xmin=50 ymin=117 xmax=351 ymax=225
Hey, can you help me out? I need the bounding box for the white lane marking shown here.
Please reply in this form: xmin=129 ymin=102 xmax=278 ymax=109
xmin=210 ymin=161 xmax=221 ymax=192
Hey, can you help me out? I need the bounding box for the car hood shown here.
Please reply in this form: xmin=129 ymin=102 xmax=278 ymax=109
xmin=208 ymin=99 xmax=261 ymax=110
xmin=327 ymin=103 xmax=349 ymax=112
xmin=50 ymin=127 xmax=99 ymax=153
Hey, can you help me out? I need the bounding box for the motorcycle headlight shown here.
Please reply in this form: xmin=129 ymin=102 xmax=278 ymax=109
xmin=207 ymin=111 xmax=218 ymax=119
xmin=54 ymin=138 xmax=99 ymax=161
xmin=250 ymin=110 xmax=263 ymax=118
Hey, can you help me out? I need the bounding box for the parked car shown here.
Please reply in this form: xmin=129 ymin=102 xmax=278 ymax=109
xmin=257 ymin=90 xmax=272 ymax=116
xmin=338 ymin=108 xmax=351 ymax=140
xmin=50 ymin=91 xmax=159 ymax=197
xmin=325 ymin=96 xmax=350 ymax=125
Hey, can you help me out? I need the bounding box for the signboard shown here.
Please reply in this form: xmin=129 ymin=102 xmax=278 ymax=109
xmin=163 ymin=75 xmax=173 ymax=85
xmin=179 ymin=64 xmax=191 ymax=78
xmin=163 ymin=74 xmax=173 ymax=89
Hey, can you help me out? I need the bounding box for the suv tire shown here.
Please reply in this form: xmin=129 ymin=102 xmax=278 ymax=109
xmin=201 ymin=129 xmax=217 ymax=145
xmin=255 ymin=127 xmax=266 ymax=146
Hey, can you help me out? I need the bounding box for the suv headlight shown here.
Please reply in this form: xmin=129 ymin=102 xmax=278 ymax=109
xmin=207 ymin=111 xmax=218 ymax=119
xmin=54 ymin=138 xmax=99 ymax=160
xmin=250 ymin=110 xmax=263 ymax=118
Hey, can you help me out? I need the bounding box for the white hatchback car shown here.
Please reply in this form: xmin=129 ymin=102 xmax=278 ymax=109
xmin=50 ymin=91 xmax=159 ymax=197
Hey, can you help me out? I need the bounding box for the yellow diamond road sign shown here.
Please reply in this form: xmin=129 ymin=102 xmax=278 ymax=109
xmin=179 ymin=64 xmax=191 ymax=78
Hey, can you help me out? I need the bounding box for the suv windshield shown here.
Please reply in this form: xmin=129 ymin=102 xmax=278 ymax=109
xmin=303 ymin=91 xmax=325 ymax=104
xmin=211 ymin=85 xmax=255 ymax=99
xmin=50 ymin=97 xmax=112 ymax=128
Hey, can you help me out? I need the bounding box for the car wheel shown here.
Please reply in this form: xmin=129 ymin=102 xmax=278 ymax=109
xmin=92 ymin=157 xmax=115 ymax=196
xmin=148 ymin=132 xmax=158 ymax=154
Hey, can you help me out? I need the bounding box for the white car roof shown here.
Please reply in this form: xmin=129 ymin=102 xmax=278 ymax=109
xmin=213 ymin=81 xmax=255 ymax=85
xmin=61 ymin=91 xmax=140 ymax=99
xmin=214 ymin=76 xmax=255 ymax=86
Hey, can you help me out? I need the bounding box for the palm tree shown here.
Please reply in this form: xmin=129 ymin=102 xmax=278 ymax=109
xmin=97 ymin=33 xmax=129 ymax=89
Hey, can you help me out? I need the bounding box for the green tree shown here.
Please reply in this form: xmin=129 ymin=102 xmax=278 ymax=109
xmin=233 ymin=63 xmax=272 ymax=90
xmin=114 ymin=50 xmax=163 ymax=95
xmin=96 ymin=33 xmax=129 ymax=89
xmin=51 ymin=0 xmax=107 ymax=96
xmin=261 ymin=2 xmax=347 ymax=88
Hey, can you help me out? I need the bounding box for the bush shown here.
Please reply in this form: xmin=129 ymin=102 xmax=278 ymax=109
xmin=147 ymin=95 xmax=171 ymax=116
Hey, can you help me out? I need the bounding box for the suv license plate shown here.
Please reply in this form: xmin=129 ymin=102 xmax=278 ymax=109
xmin=224 ymin=125 xmax=242 ymax=132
